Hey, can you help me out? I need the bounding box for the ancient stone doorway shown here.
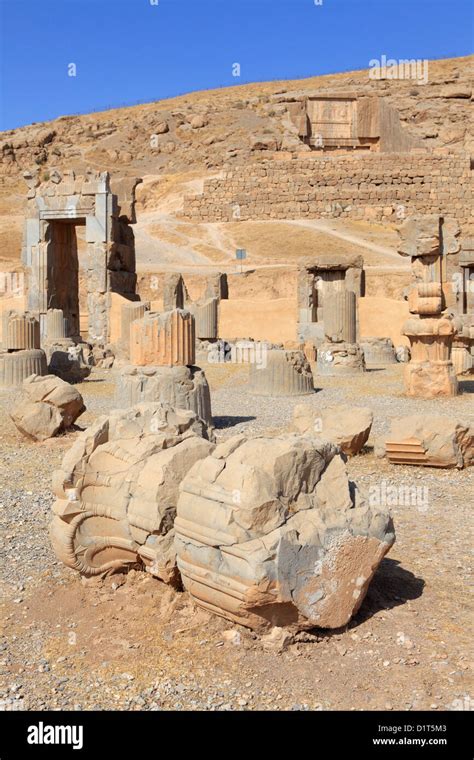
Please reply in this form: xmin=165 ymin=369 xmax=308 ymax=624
xmin=23 ymin=170 xmax=141 ymax=345
xmin=46 ymin=220 xmax=82 ymax=338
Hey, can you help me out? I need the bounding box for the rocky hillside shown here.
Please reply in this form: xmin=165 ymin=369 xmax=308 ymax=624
xmin=0 ymin=55 xmax=472 ymax=266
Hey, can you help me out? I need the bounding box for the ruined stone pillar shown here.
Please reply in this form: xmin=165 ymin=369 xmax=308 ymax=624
xmin=0 ymin=350 xmax=47 ymax=388
xmin=5 ymin=313 xmax=40 ymax=350
xmin=120 ymin=301 xmax=149 ymax=354
xmin=360 ymin=337 xmax=397 ymax=366
xmin=46 ymin=309 xmax=68 ymax=341
xmin=163 ymin=274 xmax=188 ymax=311
xmin=189 ymin=298 xmax=218 ymax=340
xmin=323 ymin=290 xmax=357 ymax=344
xmin=130 ymin=309 xmax=195 ymax=367
xmin=398 ymin=215 xmax=458 ymax=398
xmin=204 ymin=273 xmax=228 ymax=300
xmin=317 ymin=289 xmax=365 ymax=375
xmin=248 ymin=349 xmax=314 ymax=396
xmin=115 ymin=365 xmax=212 ymax=431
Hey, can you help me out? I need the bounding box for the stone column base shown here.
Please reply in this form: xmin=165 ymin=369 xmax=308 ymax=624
xmin=404 ymin=361 xmax=458 ymax=398
xmin=0 ymin=349 xmax=47 ymax=388
xmin=317 ymin=342 xmax=365 ymax=376
xmin=115 ymin=364 xmax=213 ymax=431
xmin=248 ymin=349 xmax=314 ymax=396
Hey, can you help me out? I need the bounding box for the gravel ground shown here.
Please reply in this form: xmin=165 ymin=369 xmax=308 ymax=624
xmin=0 ymin=362 xmax=473 ymax=711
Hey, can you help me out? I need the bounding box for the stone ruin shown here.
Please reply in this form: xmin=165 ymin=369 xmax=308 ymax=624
xmin=316 ymin=289 xmax=365 ymax=375
xmin=50 ymin=403 xmax=395 ymax=632
xmin=359 ymin=337 xmax=397 ymax=366
xmin=450 ymin=236 xmax=474 ymax=377
xmin=398 ymin=215 xmax=460 ymax=397
xmin=11 ymin=374 xmax=85 ymax=442
xmin=287 ymin=93 xmax=422 ymax=153
xmin=50 ymin=404 xmax=213 ymax=584
xmin=22 ymin=168 xmax=141 ymax=345
xmin=297 ymin=253 xmax=363 ymax=344
xmin=248 ymin=348 xmax=314 ymax=397
xmin=3 ymin=159 xmax=470 ymax=639
xmin=382 ymin=415 xmax=473 ymax=469
xmin=0 ymin=311 xmax=46 ymax=388
xmin=116 ymin=305 xmax=213 ymax=434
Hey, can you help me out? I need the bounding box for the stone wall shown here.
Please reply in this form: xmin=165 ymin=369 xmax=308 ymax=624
xmin=183 ymin=152 xmax=472 ymax=228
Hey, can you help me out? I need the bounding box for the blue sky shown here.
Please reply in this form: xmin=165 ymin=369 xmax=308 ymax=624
xmin=0 ymin=0 xmax=472 ymax=130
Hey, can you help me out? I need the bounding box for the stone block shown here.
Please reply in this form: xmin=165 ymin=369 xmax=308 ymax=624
xmin=50 ymin=403 xmax=213 ymax=580
xmin=115 ymin=364 xmax=213 ymax=431
xmin=0 ymin=349 xmax=47 ymax=388
xmin=130 ymin=310 xmax=195 ymax=367
xmin=175 ymin=434 xmax=395 ymax=631
xmin=248 ymin=349 xmax=314 ymax=396
xmin=10 ymin=373 xmax=85 ymax=441
xmin=291 ymin=403 xmax=373 ymax=455
xmin=5 ymin=313 xmax=40 ymax=350
xmin=384 ymin=415 xmax=473 ymax=468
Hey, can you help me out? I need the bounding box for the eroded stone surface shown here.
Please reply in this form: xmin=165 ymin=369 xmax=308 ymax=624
xmin=10 ymin=374 xmax=85 ymax=441
xmin=115 ymin=364 xmax=213 ymax=432
xmin=291 ymin=403 xmax=373 ymax=455
xmin=248 ymin=349 xmax=314 ymax=396
xmin=175 ymin=434 xmax=394 ymax=632
xmin=50 ymin=403 xmax=214 ymax=581
xmin=383 ymin=415 xmax=474 ymax=468
xmin=130 ymin=309 xmax=195 ymax=367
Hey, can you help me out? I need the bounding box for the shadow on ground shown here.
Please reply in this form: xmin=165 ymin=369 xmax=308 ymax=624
xmin=354 ymin=558 xmax=425 ymax=626
xmin=459 ymin=379 xmax=474 ymax=394
xmin=213 ymin=415 xmax=256 ymax=429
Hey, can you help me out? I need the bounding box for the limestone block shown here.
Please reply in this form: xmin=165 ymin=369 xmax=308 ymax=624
xmin=10 ymin=374 xmax=85 ymax=441
xmin=115 ymin=364 xmax=213 ymax=431
xmin=451 ymin=344 xmax=473 ymax=375
xmin=404 ymin=362 xmax=458 ymax=398
xmin=291 ymin=403 xmax=373 ymax=455
xmin=204 ymin=273 xmax=228 ymax=300
xmin=120 ymin=301 xmax=149 ymax=352
xmin=175 ymin=434 xmax=395 ymax=632
xmin=360 ymin=337 xmax=397 ymax=365
xmin=398 ymin=215 xmax=440 ymax=258
xmin=317 ymin=342 xmax=365 ymax=375
xmin=130 ymin=310 xmax=195 ymax=367
xmin=188 ymin=298 xmax=218 ymax=340
xmin=46 ymin=309 xmax=68 ymax=340
xmin=163 ymin=274 xmax=188 ymax=311
xmin=248 ymin=349 xmax=314 ymax=396
xmin=5 ymin=313 xmax=40 ymax=350
xmin=402 ymin=314 xmax=457 ymax=397
xmin=50 ymin=403 xmax=214 ymax=580
xmin=85 ymin=214 xmax=106 ymax=244
xmin=384 ymin=415 xmax=473 ymax=468
xmin=0 ymin=349 xmax=47 ymax=388
xmin=323 ymin=290 xmax=357 ymax=344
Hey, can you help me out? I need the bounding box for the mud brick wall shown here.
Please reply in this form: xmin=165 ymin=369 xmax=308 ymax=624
xmin=183 ymin=152 xmax=472 ymax=228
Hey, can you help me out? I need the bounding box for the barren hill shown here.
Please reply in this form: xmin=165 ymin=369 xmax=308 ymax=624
xmin=1 ymin=55 xmax=472 ymax=272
